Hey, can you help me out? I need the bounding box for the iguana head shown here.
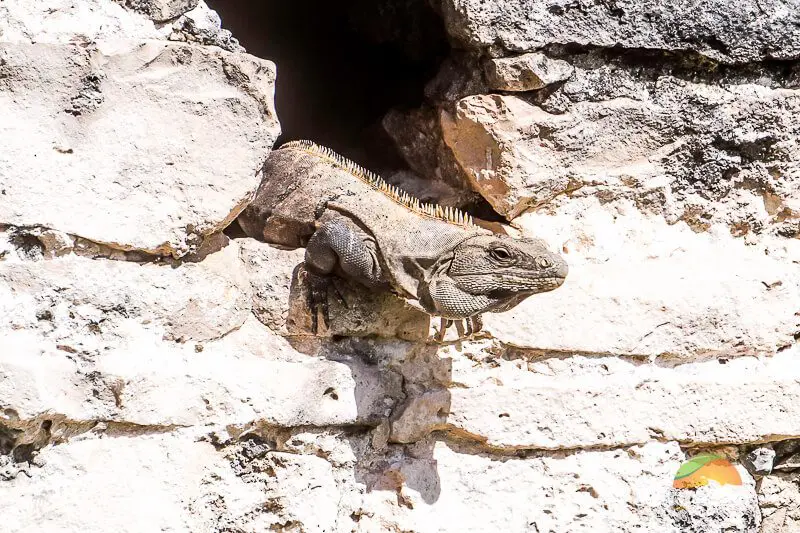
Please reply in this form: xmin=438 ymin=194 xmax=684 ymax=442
xmin=449 ymin=234 xmax=568 ymax=296
xmin=420 ymin=233 xmax=568 ymax=318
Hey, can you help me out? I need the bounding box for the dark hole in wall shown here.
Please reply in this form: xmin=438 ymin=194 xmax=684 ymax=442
xmin=206 ymin=0 xmax=450 ymax=171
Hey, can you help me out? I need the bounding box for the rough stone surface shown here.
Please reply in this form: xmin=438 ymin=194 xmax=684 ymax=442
xmin=483 ymin=52 xmax=574 ymax=91
xmin=0 ymin=0 xmax=164 ymax=43
xmin=168 ymin=1 xmax=244 ymax=52
xmin=744 ymin=447 xmax=776 ymax=476
xmin=440 ymin=0 xmax=800 ymax=63
xmin=443 ymin=346 xmax=800 ymax=450
xmin=117 ymin=0 xmax=199 ymax=22
xmin=1 ymin=1 xmax=799 ymax=532
xmin=759 ymin=473 xmax=800 ymax=532
xmin=483 ymin=200 xmax=800 ymax=357
xmin=441 ymin=78 xmax=800 ymax=222
xmin=1 ymin=16 xmax=278 ymax=257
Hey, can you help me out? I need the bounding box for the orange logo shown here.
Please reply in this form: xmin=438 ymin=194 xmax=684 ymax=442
xmin=673 ymin=454 xmax=742 ymax=489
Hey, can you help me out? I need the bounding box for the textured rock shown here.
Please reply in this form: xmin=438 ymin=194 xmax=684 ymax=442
xmin=759 ymin=473 xmax=800 ymax=532
xmin=238 ymin=238 xmax=305 ymax=335
xmin=356 ymin=441 xmax=759 ymax=532
xmin=0 ymin=431 xmax=266 ymax=532
xmin=2 ymin=0 xmax=799 ymax=531
xmin=0 ymin=0 xmax=164 ymax=43
xmin=744 ymin=447 xmax=776 ymax=476
xmin=442 ymin=77 xmax=800 ymax=223
xmin=441 ymin=94 xmax=570 ymax=218
xmin=483 ymin=52 xmax=574 ymax=91
xmin=0 ymin=39 xmax=278 ymax=257
xmin=118 ymin=0 xmax=199 ymax=22
xmin=666 ymin=482 xmax=760 ymax=533
xmin=483 ymin=199 xmax=800 ymax=357
xmin=0 ymin=240 xmax=403 ymax=431
xmin=168 ymin=1 xmax=244 ymax=52
xmin=443 ymin=347 xmax=800 ymax=450
xmin=440 ymin=0 xmax=800 ymax=63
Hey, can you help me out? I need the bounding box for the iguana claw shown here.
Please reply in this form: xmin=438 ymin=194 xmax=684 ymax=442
xmin=435 ymin=315 xmax=485 ymax=343
xmin=302 ymin=266 xmax=347 ymax=334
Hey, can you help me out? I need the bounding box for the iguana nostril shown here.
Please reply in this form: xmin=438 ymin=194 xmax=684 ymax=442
xmin=556 ymin=260 xmax=569 ymax=279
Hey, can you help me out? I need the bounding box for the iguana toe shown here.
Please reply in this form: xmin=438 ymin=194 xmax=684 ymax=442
xmin=303 ymin=266 xmax=333 ymax=334
xmin=435 ymin=318 xmax=453 ymax=343
xmin=470 ymin=315 xmax=483 ymax=335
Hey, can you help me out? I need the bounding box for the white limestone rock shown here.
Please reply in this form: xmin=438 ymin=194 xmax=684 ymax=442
xmin=0 ymin=0 xmax=165 ymax=43
xmin=0 ymin=241 xmax=402 ymax=429
xmin=354 ymin=441 xmax=759 ymax=533
xmin=759 ymin=473 xmax=800 ymax=532
xmin=0 ymin=430 xmax=267 ymax=532
xmin=483 ymin=199 xmax=800 ymax=358
xmin=443 ymin=347 xmax=800 ymax=450
xmin=0 ymin=39 xmax=278 ymax=257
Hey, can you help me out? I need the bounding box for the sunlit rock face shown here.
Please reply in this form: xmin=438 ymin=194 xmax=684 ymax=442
xmin=1 ymin=1 xmax=798 ymax=532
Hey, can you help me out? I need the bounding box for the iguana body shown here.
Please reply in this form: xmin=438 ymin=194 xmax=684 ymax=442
xmin=238 ymin=140 xmax=568 ymax=337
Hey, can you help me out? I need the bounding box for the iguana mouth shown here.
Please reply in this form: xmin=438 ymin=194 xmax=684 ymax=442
xmin=498 ymin=274 xmax=566 ymax=291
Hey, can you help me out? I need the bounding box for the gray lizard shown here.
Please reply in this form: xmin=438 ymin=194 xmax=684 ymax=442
xmin=238 ymin=140 xmax=568 ymax=339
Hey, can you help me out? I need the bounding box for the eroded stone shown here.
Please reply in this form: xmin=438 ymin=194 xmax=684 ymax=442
xmin=0 ymin=40 xmax=278 ymax=257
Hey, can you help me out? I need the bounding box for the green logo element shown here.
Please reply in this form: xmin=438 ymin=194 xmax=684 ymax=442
xmin=673 ymin=454 xmax=742 ymax=489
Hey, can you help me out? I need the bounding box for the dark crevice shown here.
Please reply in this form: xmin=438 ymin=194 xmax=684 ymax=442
xmin=206 ymin=0 xmax=451 ymax=172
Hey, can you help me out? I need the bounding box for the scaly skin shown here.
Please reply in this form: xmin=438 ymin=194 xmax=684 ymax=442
xmin=238 ymin=141 xmax=568 ymax=339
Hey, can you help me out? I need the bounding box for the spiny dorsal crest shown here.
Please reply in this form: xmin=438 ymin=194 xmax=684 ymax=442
xmin=280 ymin=140 xmax=476 ymax=228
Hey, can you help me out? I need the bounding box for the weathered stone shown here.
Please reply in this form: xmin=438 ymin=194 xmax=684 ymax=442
xmin=483 ymin=200 xmax=800 ymax=357
xmin=440 ymin=0 xmax=800 ymax=63
xmin=483 ymin=52 xmax=574 ymax=91
xmin=0 ymin=40 xmax=278 ymax=257
xmin=238 ymin=238 xmax=305 ymax=335
xmin=0 ymin=430 xmax=267 ymax=532
xmin=441 ymin=346 xmax=800 ymax=450
xmin=390 ymin=389 xmax=449 ymax=443
xmin=382 ymin=106 xmax=480 ymax=206
xmin=0 ymin=242 xmax=404 ymax=429
xmin=359 ymin=441 xmax=759 ymax=532
xmin=744 ymin=447 xmax=776 ymax=476
xmin=759 ymin=473 xmax=800 ymax=533
xmin=0 ymin=240 xmax=251 ymax=345
xmin=115 ymin=0 xmax=199 ymax=22
xmin=0 ymin=0 xmax=165 ymax=43
xmin=168 ymin=1 xmax=244 ymax=52
xmin=666 ymin=482 xmax=760 ymax=533
xmin=442 ymin=76 xmax=800 ymax=223
xmin=441 ymin=94 xmax=572 ymax=218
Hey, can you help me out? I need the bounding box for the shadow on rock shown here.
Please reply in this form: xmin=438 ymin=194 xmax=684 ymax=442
xmin=288 ymin=333 xmax=453 ymax=505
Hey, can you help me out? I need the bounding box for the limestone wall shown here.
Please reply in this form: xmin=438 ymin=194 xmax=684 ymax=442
xmin=1 ymin=1 xmax=799 ymax=532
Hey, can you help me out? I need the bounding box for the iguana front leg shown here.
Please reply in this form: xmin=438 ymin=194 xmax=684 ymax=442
xmin=303 ymin=217 xmax=383 ymax=333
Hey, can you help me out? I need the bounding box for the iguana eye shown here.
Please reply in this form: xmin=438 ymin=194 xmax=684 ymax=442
xmin=491 ymin=248 xmax=511 ymax=261
xmin=536 ymin=256 xmax=552 ymax=269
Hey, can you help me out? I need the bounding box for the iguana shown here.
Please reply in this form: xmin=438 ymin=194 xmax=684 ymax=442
xmin=238 ymin=140 xmax=568 ymax=340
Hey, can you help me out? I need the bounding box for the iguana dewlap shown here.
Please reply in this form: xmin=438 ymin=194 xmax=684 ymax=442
xmin=238 ymin=140 xmax=568 ymax=337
